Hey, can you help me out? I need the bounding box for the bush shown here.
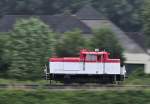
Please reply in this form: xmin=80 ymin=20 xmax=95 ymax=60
xmin=55 ymin=29 xmax=86 ymax=57
xmin=125 ymin=68 xmax=150 ymax=85
xmin=90 ymin=28 xmax=125 ymax=65
xmin=6 ymin=18 xmax=54 ymax=80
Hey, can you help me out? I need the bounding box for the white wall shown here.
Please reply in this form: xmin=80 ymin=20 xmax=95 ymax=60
xmin=124 ymin=53 xmax=150 ymax=74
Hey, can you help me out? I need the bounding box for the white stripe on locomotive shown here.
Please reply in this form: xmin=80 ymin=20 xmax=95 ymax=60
xmin=49 ymin=62 xmax=122 ymax=75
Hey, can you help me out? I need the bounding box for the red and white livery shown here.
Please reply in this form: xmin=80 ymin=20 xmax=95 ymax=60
xmin=45 ymin=49 xmax=126 ymax=84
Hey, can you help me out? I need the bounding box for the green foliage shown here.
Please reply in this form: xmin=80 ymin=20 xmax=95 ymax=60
xmin=0 ymin=33 xmax=11 ymax=77
xmin=55 ymin=30 xmax=86 ymax=57
xmin=90 ymin=28 xmax=125 ymax=65
xmin=142 ymin=0 xmax=150 ymax=48
xmin=92 ymin=0 xmax=143 ymax=31
xmin=0 ymin=90 xmax=150 ymax=104
xmin=125 ymin=68 xmax=150 ymax=85
xmin=7 ymin=18 xmax=53 ymax=80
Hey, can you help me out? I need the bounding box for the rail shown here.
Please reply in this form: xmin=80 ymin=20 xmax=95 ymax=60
xmin=0 ymin=84 xmax=150 ymax=90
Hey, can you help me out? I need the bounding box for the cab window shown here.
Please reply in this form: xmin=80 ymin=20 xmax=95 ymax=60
xmin=86 ymin=54 xmax=97 ymax=61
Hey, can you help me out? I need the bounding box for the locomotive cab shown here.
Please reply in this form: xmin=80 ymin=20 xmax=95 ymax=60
xmin=80 ymin=49 xmax=109 ymax=62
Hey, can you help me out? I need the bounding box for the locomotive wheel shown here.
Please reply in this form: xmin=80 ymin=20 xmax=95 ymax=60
xmin=64 ymin=75 xmax=71 ymax=84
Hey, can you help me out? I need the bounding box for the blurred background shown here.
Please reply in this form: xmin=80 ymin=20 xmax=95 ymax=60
xmin=0 ymin=0 xmax=149 ymax=84
xmin=0 ymin=0 xmax=150 ymax=104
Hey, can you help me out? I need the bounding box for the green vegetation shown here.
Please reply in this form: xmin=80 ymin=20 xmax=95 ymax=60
xmin=142 ymin=0 xmax=150 ymax=48
xmin=0 ymin=33 xmax=10 ymax=77
xmin=124 ymin=68 xmax=150 ymax=85
xmin=55 ymin=28 xmax=124 ymax=63
xmin=55 ymin=29 xmax=86 ymax=57
xmin=93 ymin=0 xmax=143 ymax=31
xmin=5 ymin=18 xmax=53 ymax=80
xmin=0 ymin=90 xmax=149 ymax=104
xmin=0 ymin=79 xmax=49 ymax=84
xmin=90 ymin=28 xmax=125 ymax=65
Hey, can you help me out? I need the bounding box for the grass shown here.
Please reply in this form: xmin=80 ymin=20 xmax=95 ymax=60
xmin=0 ymin=78 xmax=49 ymax=84
xmin=124 ymin=68 xmax=150 ymax=85
xmin=0 ymin=90 xmax=150 ymax=104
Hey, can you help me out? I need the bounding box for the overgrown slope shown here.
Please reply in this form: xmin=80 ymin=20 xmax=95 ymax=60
xmin=0 ymin=90 xmax=150 ymax=104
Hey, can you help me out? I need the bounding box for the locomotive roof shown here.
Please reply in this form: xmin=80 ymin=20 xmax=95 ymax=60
xmin=81 ymin=51 xmax=109 ymax=55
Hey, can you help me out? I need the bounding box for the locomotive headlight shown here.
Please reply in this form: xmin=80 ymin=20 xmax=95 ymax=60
xmin=95 ymin=49 xmax=99 ymax=52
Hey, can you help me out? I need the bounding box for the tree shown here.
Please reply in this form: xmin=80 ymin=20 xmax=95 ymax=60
xmin=90 ymin=28 xmax=125 ymax=65
xmin=142 ymin=0 xmax=150 ymax=48
xmin=92 ymin=0 xmax=143 ymax=32
xmin=7 ymin=18 xmax=53 ymax=80
xmin=55 ymin=30 xmax=86 ymax=57
xmin=0 ymin=33 xmax=10 ymax=77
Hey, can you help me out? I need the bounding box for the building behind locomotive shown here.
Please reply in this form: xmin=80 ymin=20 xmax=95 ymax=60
xmin=45 ymin=49 xmax=126 ymax=83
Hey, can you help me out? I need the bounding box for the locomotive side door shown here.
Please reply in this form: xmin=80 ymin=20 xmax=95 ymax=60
xmin=97 ymin=54 xmax=104 ymax=74
xmin=84 ymin=54 xmax=99 ymax=74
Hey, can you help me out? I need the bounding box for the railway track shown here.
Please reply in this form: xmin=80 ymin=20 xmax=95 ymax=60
xmin=0 ymin=84 xmax=150 ymax=90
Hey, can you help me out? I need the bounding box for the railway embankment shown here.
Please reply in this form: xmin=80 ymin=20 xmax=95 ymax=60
xmin=0 ymin=89 xmax=150 ymax=104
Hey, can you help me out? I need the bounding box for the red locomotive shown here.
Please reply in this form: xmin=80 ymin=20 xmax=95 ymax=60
xmin=44 ymin=49 xmax=126 ymax=84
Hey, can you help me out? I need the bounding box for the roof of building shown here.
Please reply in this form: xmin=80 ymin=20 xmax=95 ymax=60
xmin=125 ymin=32 xmax=146 ymax=49
xmin=75 ymin=5 xmax=106 ymax=20
xmin=0 ymin=14 xmax=92 ymax=34
xmin=107 ymin=22 xmax=146 ymax=53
